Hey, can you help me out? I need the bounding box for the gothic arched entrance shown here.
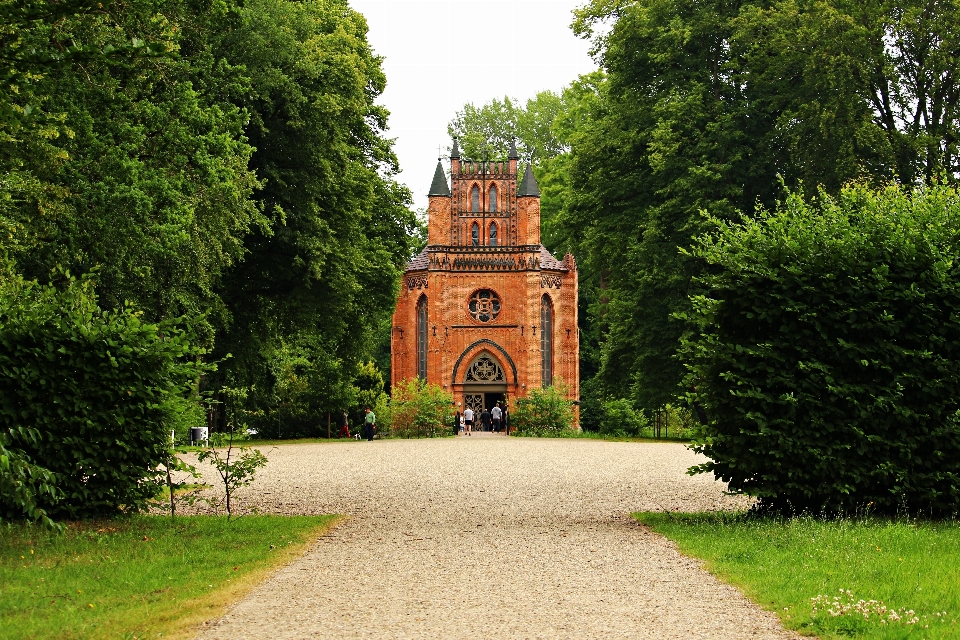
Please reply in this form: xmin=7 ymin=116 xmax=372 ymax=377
xmin=461 ymin=352 xmax=507 ymax=419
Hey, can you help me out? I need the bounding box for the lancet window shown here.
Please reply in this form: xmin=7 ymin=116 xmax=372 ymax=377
xmin=489 ymin=222 xmax=498 ymax=246
xmin=471 ymin=185 xmax=480 ymax=212
xmin=489 ymin=184 xmax=497 ymax=212
xmin=471 ymin=222 xmax=480 ymax=246
xmin=541 ymin=294 xmax=553 ymax=387
xmin=417 ymin=295 xmax=428 ymax=379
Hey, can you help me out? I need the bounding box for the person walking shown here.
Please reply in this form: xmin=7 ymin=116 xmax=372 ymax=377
xmin=463 ymin=406 xmax=474 ymax=436
xmin=480 ymin=407 xmax=491 ymax=432
xmin=491 ymin=402 xmax=502 ymax=433
xmin=453 ymin=407 xmax=462 ymax=436
xmin=363 ymin=406 xmax=376 ymax=441
xmin=338 ymin=409 xmax=351 ymax=439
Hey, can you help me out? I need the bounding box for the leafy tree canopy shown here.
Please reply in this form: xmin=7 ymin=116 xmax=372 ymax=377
xmin=563 ymin=0 xmax=960 ymax=412
xmin=209 ymin=0 xmax=418 ymax=428
xmin=0 ymin=0 xmax=417 ymax=446
xmin=447 ymin=91 xmax=567 ymax=163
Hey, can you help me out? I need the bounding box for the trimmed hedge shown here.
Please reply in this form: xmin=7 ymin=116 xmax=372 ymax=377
xmin=683 ymin=183 xmax=960 ymax=514
xmin=0 ymin=276 xmax=205 ymax=519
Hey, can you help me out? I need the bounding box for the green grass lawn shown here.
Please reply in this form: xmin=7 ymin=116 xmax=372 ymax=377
xmin=637 ymin=512 xmax=960 ymax=639
xmin=0 ymin=514 xmax=340 ymax=640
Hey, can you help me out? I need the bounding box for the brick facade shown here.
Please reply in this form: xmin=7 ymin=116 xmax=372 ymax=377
xmin=391 ymin=145 xmax=579 ymax=422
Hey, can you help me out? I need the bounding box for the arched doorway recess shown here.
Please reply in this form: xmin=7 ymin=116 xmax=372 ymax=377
xmin=462 ymin=352 xmax=507 ymax=417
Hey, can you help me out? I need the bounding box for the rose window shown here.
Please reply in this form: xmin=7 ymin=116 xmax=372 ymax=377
xmin=468 ymin=289 xmax=501 ymax=323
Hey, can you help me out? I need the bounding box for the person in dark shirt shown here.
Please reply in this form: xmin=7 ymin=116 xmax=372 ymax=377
xmin=480 ymin=408 xmax=492 ymax=432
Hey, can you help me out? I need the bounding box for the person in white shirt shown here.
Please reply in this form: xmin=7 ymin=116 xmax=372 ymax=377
xmin=491 ymin=403 xmax=502 ymax=432
xmin=463 ymin=407 xmax=474 ymax=436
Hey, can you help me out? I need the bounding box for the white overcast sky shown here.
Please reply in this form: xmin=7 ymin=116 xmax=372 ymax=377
xmin=349 ymin=0 xmax=598 ymax=211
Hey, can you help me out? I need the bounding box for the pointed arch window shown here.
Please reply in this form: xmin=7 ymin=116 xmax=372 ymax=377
xmin=541 ymin=294 xmax=554 ymax=387
xmin=417 ymin=295 xmax=428 ymax=380
xmin=489 ymin=184 xmax=498 ymax=212
xmin=489 ymin=222 xmax=498 ymax=246
xmin=471 ymin=185 xmax=480 ymax=212
xmin=471 ymin=222 xmax=480 ymax=246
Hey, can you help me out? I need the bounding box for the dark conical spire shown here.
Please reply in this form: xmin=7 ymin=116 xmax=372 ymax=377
xmin=451 ymin=138 xmax=460 ymax=159
xmin=518 ymin=163 xmax=540 ymax=197
xmin=508 ymin=139 xmax=518 ymax=159
xmin=428 ymin=161 xmax=450 ymax=196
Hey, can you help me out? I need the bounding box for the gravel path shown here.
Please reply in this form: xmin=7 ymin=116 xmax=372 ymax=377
xmin=191 ymin=436 xmax=800 ymax=639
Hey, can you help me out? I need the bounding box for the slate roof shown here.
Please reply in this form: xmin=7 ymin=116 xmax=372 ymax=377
xmin=428 ymin=161 xmax=450 ymax=196
xmin=508 ymin=139 xmax=519 ymax=159
xmin=540 ymin=245 xmax=567 ymax=271
xmin=406 ymin=248 xmax=429 ymax=272
xmin=519 ymin=163 xmax=540 ymax=197
xmin=451 ymin=138 xmax=460 ymax=159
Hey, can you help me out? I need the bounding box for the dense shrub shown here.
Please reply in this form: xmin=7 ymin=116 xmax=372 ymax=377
xmin=0 ymin=427 xmax=60 ymax=527
xmin=597 ymin=398 xmax=649 ymax=436
xmin=512 ymin=383 xmax=575 ymax=436
xmin=389 ymin=379 xmax=453 ymax=438
xmin=576 ymin=377 xmax=604 ymax=432
xmin=0 ymin=276 xmax=206 ymax=518
xmin=683 ymin=183 xmax=960 ymax=515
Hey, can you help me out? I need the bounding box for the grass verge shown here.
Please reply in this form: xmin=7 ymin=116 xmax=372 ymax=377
xmin=636 ymin=512 xmax=960 ymax=639
xmin=1 ymin=514 xmax=341 ymax=640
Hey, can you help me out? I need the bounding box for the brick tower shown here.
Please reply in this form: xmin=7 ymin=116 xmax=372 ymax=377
xmin=391 ymin=140 xmax=579 ymax=420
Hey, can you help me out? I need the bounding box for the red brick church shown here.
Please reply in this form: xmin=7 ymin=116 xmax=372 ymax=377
xmin=391 ymin=140 xmax=579 ymax=418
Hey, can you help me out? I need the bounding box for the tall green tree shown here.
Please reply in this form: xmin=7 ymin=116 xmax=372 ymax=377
xmin=209 ymin=0 xmax=418 ymax=427
xmin=1 ymin=0 xmax=265 ymax=343
xmin=448 ymin=92 xmax=567 ymax=163
xmin=1 ymin=0 xmax=419 ymax=438
xmin=566 ymin=0 xmax=960 ymax=413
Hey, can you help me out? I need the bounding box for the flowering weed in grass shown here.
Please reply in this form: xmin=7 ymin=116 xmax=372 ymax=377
xmin=0 ymin=515 xmax=339 ymax=640
xmin=636 ymin=512 xmax=960 ymax=639
xmin=809 ymin=588 xmax=926 ymax=633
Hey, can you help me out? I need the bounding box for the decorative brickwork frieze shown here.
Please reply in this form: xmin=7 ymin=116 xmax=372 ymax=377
xmin=406 ymin=273 xmax=428 ymax=290
xmin=540 ymin=274 xmax=562 ymax=289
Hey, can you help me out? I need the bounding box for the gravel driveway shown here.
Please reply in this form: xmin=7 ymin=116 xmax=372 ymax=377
xmin=192 ymin=436 xmax=800 ymax=639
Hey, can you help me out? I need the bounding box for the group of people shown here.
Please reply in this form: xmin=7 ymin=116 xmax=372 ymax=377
xmin=454 ymin=401 xmax=508 ymax=436
xmin=337 ymin=406 xmax=376 ymax=441
xmin=335 ymin=401 xmax=509 ymax=441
